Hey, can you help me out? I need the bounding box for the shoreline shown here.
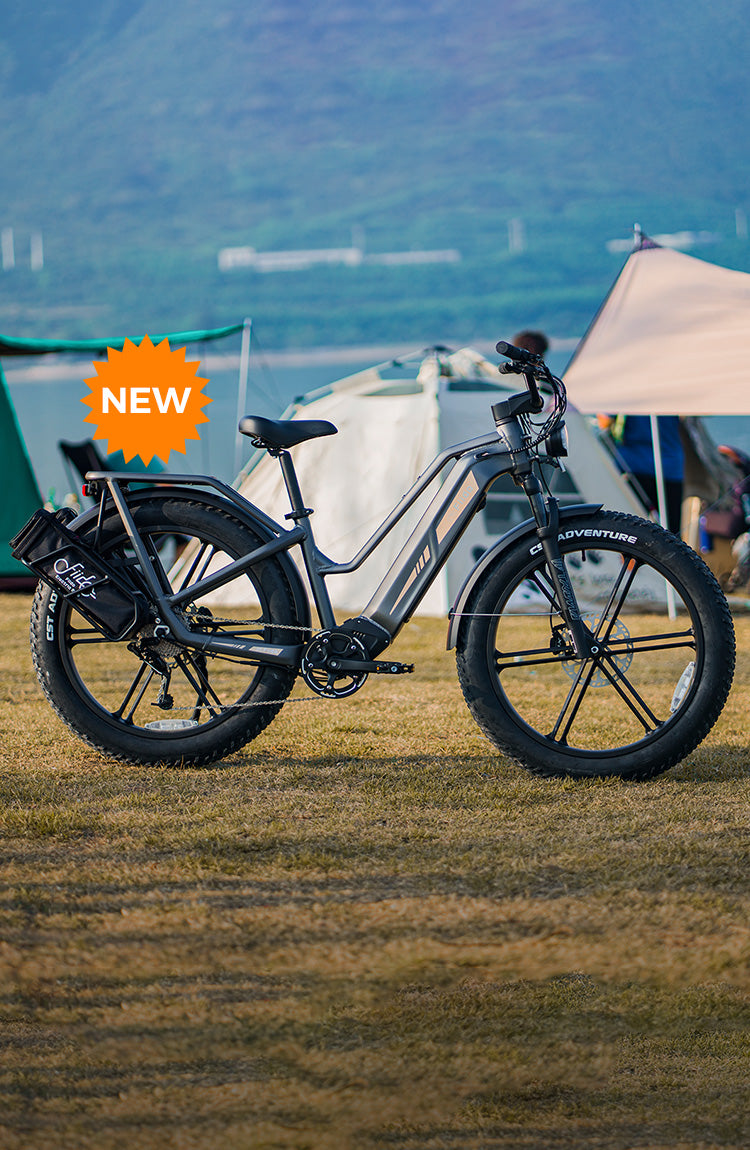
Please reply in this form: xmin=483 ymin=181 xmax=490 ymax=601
xmin=3 ymin=337 xmax=580 ymax=383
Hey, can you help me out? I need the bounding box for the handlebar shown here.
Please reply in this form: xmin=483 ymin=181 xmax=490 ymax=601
xmin=495 ymin=339 xmax=544 ymax=367
xmin=491 ymin=336 xmax=567 ymax=448
xmin=492 ymin=336 xmax=567 ymax=445
xmin=496 ymin=340 xmax=545 ymax=412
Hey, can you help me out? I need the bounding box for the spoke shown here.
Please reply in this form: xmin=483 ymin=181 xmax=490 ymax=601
xmin=492 ymin=569 xmax=566 ymax=671
xmin=174 ymin=541 xmax=216 ymax=594
xmin=525 ymin=569 xmax=560 ymax=611
xmin=495 ymin=647 xmax=573 ymax=672
xmin=597 ymin=654 xmax=663 ymax=732
xmin=187 ymin=653 xmax=215 ymax=722
xmin=113 ymin=663 xmax=156 ymax=722
xmin=612 ymin=629 xmax=695 ymax=657
xmin=594 ymin=556 xmax=641 ymax=641
xmin=548 ymin=658 xmax=599 ymax=744
xmin=142 ymin=533 xmax=174 ymax=595
xmin=173 ymin=652 xmax=225 ymax=717
xmin=68 ymin=629 xmax=124 ymax=647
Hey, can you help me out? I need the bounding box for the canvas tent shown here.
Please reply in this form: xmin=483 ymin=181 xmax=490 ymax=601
xmin=564 ymin=237 xmax=750 ymax=415
xmin=0 ymin=323 xmax=246 ymax=586
xmin=210 ymin=346 xmax=646 ymax=616
xmin=563 ymin=235 xmax=750 ymax=536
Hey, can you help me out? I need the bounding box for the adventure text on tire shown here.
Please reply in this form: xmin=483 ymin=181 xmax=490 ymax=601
xmin=30 ymin=496 xmax=305 ymax=767
xmin=455 ymin=511 xmax=735 ymax=780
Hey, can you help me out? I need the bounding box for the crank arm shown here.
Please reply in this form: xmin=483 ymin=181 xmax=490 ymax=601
xmin=326 ymin=658 xmax=415 ymax=675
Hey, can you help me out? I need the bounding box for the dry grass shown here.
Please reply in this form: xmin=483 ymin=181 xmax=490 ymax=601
xmin=1 ymin=591 xmax=750 ymax=1149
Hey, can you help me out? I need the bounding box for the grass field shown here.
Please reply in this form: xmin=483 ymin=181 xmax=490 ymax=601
xmin=1 ymin=591 xmax=749 ymax=1149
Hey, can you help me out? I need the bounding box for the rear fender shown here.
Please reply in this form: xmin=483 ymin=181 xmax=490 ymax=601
xmin=71 ymin=484 xmax=312 ymax=633
xmin=446 ymin=503 xmax=602 ymax=650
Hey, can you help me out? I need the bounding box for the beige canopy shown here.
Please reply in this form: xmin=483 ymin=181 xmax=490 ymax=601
xmin=564 ymin=242 xmax=750 ymax=415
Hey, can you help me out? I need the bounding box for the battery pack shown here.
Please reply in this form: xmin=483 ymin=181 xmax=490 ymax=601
xmin=10 ymin=508 xmax=147 ymax=640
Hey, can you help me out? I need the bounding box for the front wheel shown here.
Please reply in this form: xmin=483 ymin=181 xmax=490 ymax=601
xmin=456 ymin=511 xmax=735 ymax=780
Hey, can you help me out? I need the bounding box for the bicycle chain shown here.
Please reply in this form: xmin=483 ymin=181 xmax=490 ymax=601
xmin=159 ymin=694 xmax=322 ymax=712
xmin=193 ymin=615 xmax=311 ymax=631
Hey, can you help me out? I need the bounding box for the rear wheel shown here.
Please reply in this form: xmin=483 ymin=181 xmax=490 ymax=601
xmin=456 ymin=512 xmax=735 ymax=780
xmin=30 ymin=496 xmax=305 ymax=767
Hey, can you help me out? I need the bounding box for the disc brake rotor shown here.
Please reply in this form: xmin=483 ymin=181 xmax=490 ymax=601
xmin=561 ymin=613 xmax=633 ymax=688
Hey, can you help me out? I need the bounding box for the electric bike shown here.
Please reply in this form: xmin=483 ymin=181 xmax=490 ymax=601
xmin=12 ymin=340 xmax=736 ymax=779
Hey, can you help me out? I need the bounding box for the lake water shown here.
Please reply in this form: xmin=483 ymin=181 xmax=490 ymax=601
xmin=5 ymin=349 xmax=389 ymax=502
xmin=6 ymin=346 xmax=750 ymax=504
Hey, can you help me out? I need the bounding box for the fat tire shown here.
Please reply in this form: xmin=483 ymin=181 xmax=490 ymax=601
xmin=30 ymin=496 xmax=303 ymax=767
xmin=456 ymin=511 xmax=735 ymax=780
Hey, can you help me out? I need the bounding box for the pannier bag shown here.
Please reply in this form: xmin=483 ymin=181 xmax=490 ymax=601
xmin=10 ymin=508 xmax=146 ymax=640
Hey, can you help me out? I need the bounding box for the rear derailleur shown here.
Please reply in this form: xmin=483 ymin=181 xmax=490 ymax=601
xmin=127 ymin=616 xmax=207 ymax=712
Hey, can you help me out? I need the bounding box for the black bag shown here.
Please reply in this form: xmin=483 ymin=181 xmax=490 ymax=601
xmin=10 ymin=508 xmax=146 ymax=640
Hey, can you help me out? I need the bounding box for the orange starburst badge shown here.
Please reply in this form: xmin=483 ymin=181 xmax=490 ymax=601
xmin=81 ymin=335 xmax=212 ymax=465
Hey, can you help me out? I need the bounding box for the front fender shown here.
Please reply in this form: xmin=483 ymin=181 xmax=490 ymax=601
xmin=446 ymin=503 xmax=602 ymax=650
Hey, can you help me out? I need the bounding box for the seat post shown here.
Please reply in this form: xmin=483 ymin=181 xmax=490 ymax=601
xmin=277 ymin=449 xmax=337 ymax=630
xmin=278 ymin=451 xmax=312 ymax=520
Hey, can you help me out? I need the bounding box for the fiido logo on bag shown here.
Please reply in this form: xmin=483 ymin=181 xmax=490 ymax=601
xmin=81 ymin=335 xmax=212 ymax=465
xmin=53 ymin=556 xmax=99 ymax=599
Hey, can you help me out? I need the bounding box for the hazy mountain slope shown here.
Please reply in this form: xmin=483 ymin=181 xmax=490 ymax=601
xmin=1 ymin=0 xmax=748 ymax=343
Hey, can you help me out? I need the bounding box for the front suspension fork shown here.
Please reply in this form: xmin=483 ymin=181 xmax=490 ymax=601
xmin=521 ymin=477 xmax=594 ymax=659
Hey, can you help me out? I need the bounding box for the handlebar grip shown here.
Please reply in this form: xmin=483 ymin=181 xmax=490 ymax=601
xmin=496 ymin=340 xmax=540 ymax=365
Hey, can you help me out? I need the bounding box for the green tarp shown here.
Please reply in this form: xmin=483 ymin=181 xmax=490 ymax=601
xmin=0 ymin=323 xmax=244 ymax=357
xmin=1 ymin=366 xmax=43 ymax=583
xmin=0 ymin=322 xmax=246 ymax=583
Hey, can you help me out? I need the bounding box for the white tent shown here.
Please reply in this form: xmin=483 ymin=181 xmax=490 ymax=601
xmin=204 ymin=346 xmax=645 ymax=616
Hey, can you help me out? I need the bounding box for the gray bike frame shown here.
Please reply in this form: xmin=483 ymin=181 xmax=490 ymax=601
xmin=86 ymin=422 xmax=537 ymax=667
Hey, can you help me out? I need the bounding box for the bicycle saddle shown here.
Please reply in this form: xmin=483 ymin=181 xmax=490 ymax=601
xmin=238 ymin=415 xmax=338 ymax=449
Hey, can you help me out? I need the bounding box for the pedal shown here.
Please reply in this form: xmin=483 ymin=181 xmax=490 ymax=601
xmin=372 ymin=660 xmax=414 ymax=675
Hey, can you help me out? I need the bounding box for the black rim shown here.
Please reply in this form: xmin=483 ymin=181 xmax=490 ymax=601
xmin=485 ymin=542 xmax=704 ymax=759
xmin=57 ymin=522 xmax=277 ymax=739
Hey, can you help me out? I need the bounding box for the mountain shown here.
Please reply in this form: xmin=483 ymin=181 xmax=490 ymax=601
xmin=1 ymin=0 xmax=749 ymax=346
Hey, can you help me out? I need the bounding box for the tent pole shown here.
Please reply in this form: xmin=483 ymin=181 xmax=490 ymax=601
xmin=649 ymin=413 xmax=669 ymax=531
xmin=234 ymin=318 xmax=252 ymax=480
xmin=650 ymin=413 xmax=677 ymax=619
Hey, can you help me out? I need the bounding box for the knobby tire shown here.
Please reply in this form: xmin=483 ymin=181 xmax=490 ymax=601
xmin=455 ymin=511 xmax=735 ymax=780
xmin=30 ymin=496 xmax=304 ymax=767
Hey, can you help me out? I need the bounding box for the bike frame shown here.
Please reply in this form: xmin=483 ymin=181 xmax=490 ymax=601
xmin=83 ymin=385 xmax=586 ymax=668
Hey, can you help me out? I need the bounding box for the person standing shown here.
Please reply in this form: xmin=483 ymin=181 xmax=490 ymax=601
xmin=599 ymin=413 xmax=684 ymax=534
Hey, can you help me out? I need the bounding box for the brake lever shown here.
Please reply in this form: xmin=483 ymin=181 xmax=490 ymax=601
xmin=523 ymin=370 xmax=544 ymax=413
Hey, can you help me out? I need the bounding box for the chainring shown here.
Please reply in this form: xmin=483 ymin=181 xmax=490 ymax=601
xmin=301 ymin=630 xmax=370 ymax=698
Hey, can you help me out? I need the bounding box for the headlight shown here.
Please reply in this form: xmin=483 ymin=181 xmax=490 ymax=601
xmin=544 ymin=423 xmax=568 ymax=458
